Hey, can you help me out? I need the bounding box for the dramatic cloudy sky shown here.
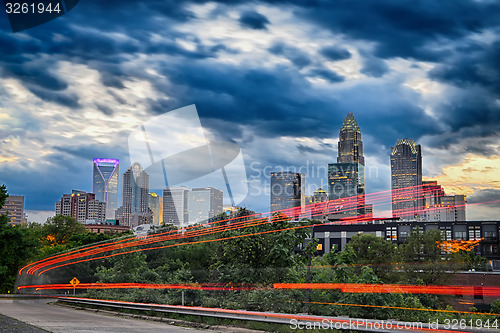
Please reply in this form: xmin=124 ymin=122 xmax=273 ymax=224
xmin=1 ymin=0 xmax=499 ymax=222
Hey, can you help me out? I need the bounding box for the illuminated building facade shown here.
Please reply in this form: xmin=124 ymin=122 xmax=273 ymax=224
xmin=148 ymin=192 xmax=161 ymax=225
xmin=92 ymin=158 xmax=119 ymax=219
xmin=328 ymin=113 xmax=365 ymax=216
xmin=390 ymin=138 xmax=422 ymax=221
xmin=116 ymin=162 xmax=149 ymax=227
xmin=420 ymin=180 xmax=467 ymax=222
xmin=188 ymin=187 xmax=223 ymax=224
xmin=313 ymin=187 xmax=328 ymax=203
xmin=163 ymin=186 xmax=189 ymax=227
xmin=0 ymin=195 xmax=25 ymax=225
xmin=55 ymin=190 xmax=106 ymax=223
xmin=270 ymin=171 xmax=304 ymax=217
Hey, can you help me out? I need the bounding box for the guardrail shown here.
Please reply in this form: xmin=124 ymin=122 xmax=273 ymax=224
xmin=58 ymin=297 xmax=500 ymax=333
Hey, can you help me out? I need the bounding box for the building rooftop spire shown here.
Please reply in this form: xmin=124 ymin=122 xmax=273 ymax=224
xmin=341 ymin=112 xmax=361 ymax=133
xmin=337 ymin=112 xmax=364 ymax=165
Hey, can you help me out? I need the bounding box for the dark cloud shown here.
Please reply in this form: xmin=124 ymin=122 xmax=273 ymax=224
xmin=27 ymin=87 xmax=80 ymax=108
xmin=2 ymin=63 xmax=68 ymax=91
xmin=361 ymin=55 xmax=389 ymax=78
xmin=466 ymin=189 xmax=500 ymax=220
xmin=96 ymin=103 xmax=114 ymax=116
xmin=291 ymin=0 xmax=500 ymax=61
xmin=269 ymin=42 xmax=311 ymax=68
xmin=308 ymin=68 xmax=344 ymax=83
xmin=239 ymin=10 xmax=270 ymax=30
xmin=0 ymin=0 xmax=499 ymax=215
xmin=320 ymin=46 xmax=351 ymax=61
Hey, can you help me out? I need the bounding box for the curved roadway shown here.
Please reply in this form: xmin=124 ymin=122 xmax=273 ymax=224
xmin=0 ymin=298 xmax=204 ymax=333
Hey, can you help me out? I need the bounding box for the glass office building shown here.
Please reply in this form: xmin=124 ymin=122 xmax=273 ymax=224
xmin=270 ymin=171 xmax=305 ymax=218
xmin=328 ymin=113 xmax=365 ymax=216
xmin=390 ymin=138 xmax=422 ymax=221
xmin=92 ymin=158 xmax=119 ymax=219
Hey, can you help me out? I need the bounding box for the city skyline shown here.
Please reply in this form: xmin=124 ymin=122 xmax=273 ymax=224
xmin=0 ymin=1 xmax=499 ymax=221
xmin=0 ymin=118 xmax=487 ymax=224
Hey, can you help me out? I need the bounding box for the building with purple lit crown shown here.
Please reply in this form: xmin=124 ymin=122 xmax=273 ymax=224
xmin=92 ymin=158 xmax=119 ymax=219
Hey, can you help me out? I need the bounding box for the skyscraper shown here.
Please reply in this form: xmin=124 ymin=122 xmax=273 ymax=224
xmin=420 ymin=181 xmax=466 ymax=222
xmin=116 ymin=162 xmax=149 ymax=227
xmin=163 ymin=186 xmax=189 ymax=227
xmin=313 ymin=187 xmax=328 ymax=203
xmin=270 ymin=171 xmax=305 ymax=217
xmin=188 ymin=187 xmax=223 ymax=224
xmin=0 ymin=195 xmax=25 ymax=225
xmin=328 ymin=113 xmax=365 ymax=216
xmin=92 ymin=158 xmax=119 ymax=219
xmin=390 ymin=138 xmax=422 ymax=221
xmin=337 ymin=112 xmax=365 ymax=165
xmin=148 ymin=192 xmax=161 ymax=225
xmin=55 ymin=190 xmax=106 ymax=224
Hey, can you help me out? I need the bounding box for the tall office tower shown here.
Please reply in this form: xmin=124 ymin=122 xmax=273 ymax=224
xmin=55 ymin=190 xmax=106 ymax=223
xmin=390 ymin=138 xmax=422 ymax=221
xmin=93 ymin=158 xmax=119 ymax=219
xmin=163 ymin=186 xmax=189 ymax=227
xmin=328 ymin=113 xmax=365 ymax=216
xmin=270 ymin=171 xmax=305 ymax=218
xmin=116 ymin=162 xmax=149 ymax=227
xmin=148 ymin=193 xmax=161 ymax=225
xmin=0 ymin=195 xmax=24 ymax=225
xmin=189 ymin=187 xmax=224 ymax=224
xmin=337 ymin=112 xmax=365 ymax=165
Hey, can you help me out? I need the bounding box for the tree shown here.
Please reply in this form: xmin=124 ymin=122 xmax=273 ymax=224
xmin=0 ymin=185 xmax=40 ymax=292
xmin=347 ymin=233 xmax=398 ymax=281
xmin=216 ymin=213 xmax=312 ymax=283
xmin=398 ymin=229 xmax=450 ymax=285
xmin=41 ymin=215 xmax=87 ymax=245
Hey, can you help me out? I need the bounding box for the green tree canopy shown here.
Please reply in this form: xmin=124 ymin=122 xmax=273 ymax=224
xmin=41 ymin=214 xmax=87 ymax=245
xmin=0 ymin=184 xmax=40 ymax=292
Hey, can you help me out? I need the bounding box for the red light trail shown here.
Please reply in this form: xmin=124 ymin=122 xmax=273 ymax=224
xmin=21 ymin=185 xmax=436 ymax=276
xmin=273 ymin=283 xmax=500 ymax=297
xmin=293 ymin=301 xmax=500 ymax=317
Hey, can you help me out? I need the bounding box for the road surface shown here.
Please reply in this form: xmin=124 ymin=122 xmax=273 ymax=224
xmin=0 ymin=298 xmax=204 ymax=333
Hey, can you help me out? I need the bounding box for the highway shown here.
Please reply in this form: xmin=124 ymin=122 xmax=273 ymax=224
xmin=0 ymin=298 xmax=204 ymax=333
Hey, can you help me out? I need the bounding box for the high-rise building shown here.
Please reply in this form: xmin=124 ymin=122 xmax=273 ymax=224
xmin=0 ymin=195 xmax=24 ymax=225
xmin=55 ymin=190 xmax=106 ymax=223
xmin=337 ymin=112 xmax=365 ymax=165
xmin=189 ymin=187 xmax=223 ymax=224
xmin=313 ymin=187 xmax=328 ymax=203
xmin=270 ymin=171 xmax=305 ymax=217
xmin=92 ymin=158 xmax=119 ymax=219
xmin=441 ymin=195 xmax=466 ymax=221
xmin=390 ymin=138 xmax=422 ymax=221
xmin=148 ymin=193 xmax=161 ymax=225
xmin=420 ymin=181 xmax=466 ymax=221
xmin=328 ymin=113 xmax=365 ymax=216
xmin=116 ymin=162 xmax=149 ymax=227
xmin=163 ymin=187 xmax=189 ymax=227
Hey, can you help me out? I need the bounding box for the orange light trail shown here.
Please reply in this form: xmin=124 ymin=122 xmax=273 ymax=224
xmin=24 ymin=185 xmax=430 ymax=275
xmin=273 ymin=283 xmax=500 ymax=297
xmin=20 ymin=186 xmax=497 ymax=277
xmin=294 ymin=300 xmax=500 ymax=317
xmin=17 ymin=282 xmax=263 ymax=291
